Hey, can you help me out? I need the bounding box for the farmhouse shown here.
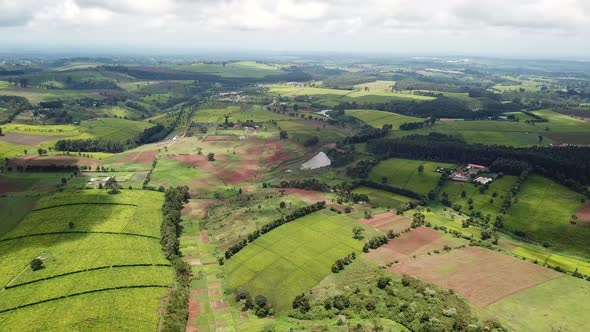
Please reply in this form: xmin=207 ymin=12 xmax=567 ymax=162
xmin=467 ymin=163 xmax=487 ymax=170
xmin=450 ymin=171 xmax=470 ymax=182
xmin=474 ymin=176 xmax=493 ymax=185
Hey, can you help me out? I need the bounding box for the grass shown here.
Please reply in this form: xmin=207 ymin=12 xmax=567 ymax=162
xmin=369 ymin=158 xmax=455 ymax=195
xmin=345 ymin=109 xmax=422 ymax=129
xmin=193 ymin=104 xmax=290 ymax=124
xmin=511 ymin=246 xmax=590 ymax=275
xmin=0 ymin=88 xmax=97 ymax=104
xmin=0 ymin=189 xmax=172 ymax=330
xmin=0 ymin=140 xmax=30 ymax=158
xmin=483 ymin=276 xmax=590 ymax=332
xmin=169 ymin=61 xmax=284 ymax=78
xmin=0 ymin=172 xmax=70 ymax=195
xmin=97 ymin=106 xmax=143 ymax=120
xmin=0 ymin=196 xmax=38 ymax=236
xmin=439 ymin=175 xmax=518 ymax=217
xmin=504 ymin=175 xmax=587 ymax=257
xmin=532 ymin=109 xmax=590 ymax=145
xmin=150 ymin=158 xmax=206 ymax=187
xmin=352 ymin=186 xmax=413 ymax=209
xmin=225 ymin=210 xmax=376 ymax=311
xmin=275 ymin=120 xmax=346 ymax=143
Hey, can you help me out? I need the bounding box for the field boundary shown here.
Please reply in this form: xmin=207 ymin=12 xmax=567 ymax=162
xmin=4 ymin=264 xmax=171 ymax=289
xmin=0 ymin=285 xmax=170 ymax=314
xmin=0 ymin=231 xmax=159 ymax=243
xmin=32 ymin=202 xmax=138 ymax=212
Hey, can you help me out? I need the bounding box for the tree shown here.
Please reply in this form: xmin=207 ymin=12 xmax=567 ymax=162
xmin=68 ymin=222 xmax=75 ymax=229
xmin=207 ymin=152 xmax=215 ymax=161
xmin=279 ymin=130 xmax=288 ymax=140
xmin=30 ymin=258 xmax=44 ymax=271
xmin=104 ymin=177 xmax=120 ymax=194
xmin=279 ymin=201 xmax=286 ymax=209
xmin=418 ymin=164 xmax=424 ymax=173
xmin=377 ymin=276 xmax=391 ymax=289
xmin=538 ymin=135 xmax=543 ymax=143
xmin=352 ymin=226 xmax=364 ymax=240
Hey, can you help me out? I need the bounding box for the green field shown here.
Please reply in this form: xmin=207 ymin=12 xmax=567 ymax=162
xmin=193 ymin=104 xmax=290 ymax=124
xmin=369 ymin=158 xmax=455 ymax=195
xmin=0 ymin=190 xmax=172 ymax=331
xmin=169 ymin=61 xmax=284 ymax=78
xmin=532 ymin=109 xmax=590 ymax=145
xmin=0 ymin=88 xmax=97 ymax=104
xmin=504 ymin=175 xmax=587 ymax=257
xmin=511 ymin=246 xmax=590 ymax=275
xmin=439 ymin=175 xmax=518 ymax=216
xmin=225 ymin=210 xmax=374 ymax=311
xmin=352 ymin=186 xmax=413 ymax=209
xmin=483 ymin=276 xmax=590 ymax=332
xmin=345 ymin=109 xmax=422 ymax=129
xmin=0 ymin=196 xmax=38 ymax=236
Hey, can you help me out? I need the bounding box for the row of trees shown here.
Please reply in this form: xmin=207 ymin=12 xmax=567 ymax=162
xmin=224 ymin=201 xmax=326 ymax=260
xmin=159 ymin=186 xmax=193 ymax=332
xmin=367 ymin=133 xmax=590 ymax=194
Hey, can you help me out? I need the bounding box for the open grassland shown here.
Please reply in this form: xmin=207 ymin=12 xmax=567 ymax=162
xmin=504 ymin=175 xmax=587 ymax=257
xmin=388 ymin=120 xmax=547 ymax=146
xmin=483 ymin=276 xmax=590 ymax=332
xmin=440 ymin=175 xmax=518 ymax=217
xmin=352 ymin=186 xmax=413 ymax=209
xmin=275 ymin=119 xmax=347 ymax=143
xmin=169 ymin=61 xmax=284 ymax=78
xmin=193 ymin=104 xmax=290 ymax=124
xmin=0 ymin=190 xmax=172 ymax=331
xmin=369 ymin=158 xmax=455 ymax=195
xmin=532 ymin=109 xmax=590 ymax=145
xmin=345 ymin=109 xmax=422 ymax=129
xmin=0 ymin=87 xmax=98 ymax=104
xmin=0 ymin=196 xmax=38 ymax=237
xmin=409 ymin=205 xmax=482 ymax=239
xmin=97 ymin=106 xmax=144 ymax=120
xmin=225 ymin=210 xmax=376 ymax=311
xmin=511 ymin=246 xmax=590 ymax=275
xmin=266 ymin=83 xmax=433 ymax=107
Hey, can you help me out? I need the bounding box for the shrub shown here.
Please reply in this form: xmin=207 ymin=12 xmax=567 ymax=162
xmin=30 ymin=258 xmax=44 ymax=271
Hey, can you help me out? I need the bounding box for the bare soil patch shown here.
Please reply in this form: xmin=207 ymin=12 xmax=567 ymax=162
xmin=359 ymin=212 xmax=411 ymax=233
xmin=0 ymin=179 xmax=27 ymax=193
xmin=200 ymin=230 xmax=210 ymax=244
xmin=121 ymin=150 xmax=157 ymax=163
xmin=7 ymin=155 xmax=97 ymax=168
xmin=212 ymin=300 xmax=228 ymax=309
xmin=0 ymin=132 xmax=64 ymax=145
xmin=389 ymin=246 xmax=563 ymax=307
xmin=273 ymin=188 xmax=329 ymax=204
xmin=204 ymin=135 xmax=239 ymax=142
xmin=185 ymin=290 xmax=199 ymax=332
xmin=575 ymin=201 xmax=590 ymax=222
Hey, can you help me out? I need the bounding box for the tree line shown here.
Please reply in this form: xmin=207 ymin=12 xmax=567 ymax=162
xmin=367 ymin=133 xmax=590 ymax=195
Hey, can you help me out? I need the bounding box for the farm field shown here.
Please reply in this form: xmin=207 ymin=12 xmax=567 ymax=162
xmin=0 ymin=87 xmax=98 ymax=104
xmin=482 ymin=276 xmax=590 ymax=332
xmin=510 ymin=245 xmax=590 ymax=275
xmin=0 ymin=190 xmax=173 ymax=331
xmin=352 ymin=186 xmax=413 ymax=209
xmin=193 ymin=104 xmax=290 ymax=124
xmin=504 ymin=175 xmax=587 ymax=257
xmin=369 ymin=158 xmax=455 ymax=195
xmin=225 ymin=210 xmax=375 ymax=311
xmin=345 ymin=109 xmax=422 ymax=129
xmin=169 ymin=61 xmax=285 ymax=78
xmin=532 ymin=109 xmax=590 ymax=145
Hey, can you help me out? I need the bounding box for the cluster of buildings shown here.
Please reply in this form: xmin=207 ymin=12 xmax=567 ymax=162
xmin=447 ymin=164 xmax=495 ymax=185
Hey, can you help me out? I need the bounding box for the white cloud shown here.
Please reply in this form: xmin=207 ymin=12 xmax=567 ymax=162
xmin=0 ymin=0 xmax=589 ymax=55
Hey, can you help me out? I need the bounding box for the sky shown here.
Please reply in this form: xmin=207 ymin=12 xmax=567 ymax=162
xmin=1 ymin=0 xmax=590 ymax=57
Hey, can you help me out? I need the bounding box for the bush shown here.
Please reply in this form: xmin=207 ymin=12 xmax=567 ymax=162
xmin=30 ymin=258 xmax=44 ymax=271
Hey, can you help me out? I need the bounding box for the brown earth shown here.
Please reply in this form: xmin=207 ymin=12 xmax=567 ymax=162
xmin=0 ymin=132 xmax=65 ymax=145
xmin=575 ymin=201 xmax=590 ymax=222
xmin=359 ymin=212 xmax=412 ymax=233
xmin=200 ymin=230 xmax=209 ymax=244
xmin=121 ymin=150 xmax=157 ymax=163
xmin=185 ymin=290 xmax=199 ymax=332
xmin=389 ymin=246 xmax=563 ymax=307
xmin=7 ymin=155 xmax=97 ymax=168
xmin=272 ymin=188 xmax=330 ymax=204
xmin=0 ymin=179 xmax=27 ymax=193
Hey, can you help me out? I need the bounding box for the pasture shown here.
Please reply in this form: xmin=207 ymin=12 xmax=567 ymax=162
xmin=345 ymin=109 xmax=422 ymax=129
xmin=352 ymin=186 xmax=413 ymax=209
xmin=0 ymin=190 xmax=173 ymax=331
xmin=225 ymin=210 xmax=375 ymax=311
xmin=192 ymin=104 xmax=290 ymax=124
xmin=511 ymin=246 xmax=590 ymax=275
xmin=0 ymin=87 xmax=97 ymax=104
xmin=169 ymin=61 xmax=284 ymax=78
xmin=369 ymin=158 xmax=455 ymax=195
xmin=504 ymin=175 xmax=587 ymax=257
xmin=532 ymin=109 xmax=590 ymax=145
xmin=483 ymin=276 xmax=590 ymax=332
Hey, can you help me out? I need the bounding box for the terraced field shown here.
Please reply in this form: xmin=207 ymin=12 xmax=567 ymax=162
xmin=0 ymin=190 xmax=173 ymax=331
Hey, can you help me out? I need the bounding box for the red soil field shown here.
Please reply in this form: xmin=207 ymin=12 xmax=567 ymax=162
xmin=204 ymin=135 xmax=239 ymax=141
xmin=389 ymin=246 xmax=563 ymax=307
xmin=576 ymin=201 xmax=590 ymax=222
xmin=185 ymin=290 xmax=199 ymax=332
xmin=0 ymin=132 xmax=64 ymax=145
xmin=0 ymin=180 xmax=27 ymax=193
xmin=200 ymin=230 xmax=210 ymax=244
xmin=366 ymin=227 xmax=460 ymax=263
xmin=121 ymin=150 xmax=157 ymax=163
xmin=7 ymin=155 xmax=97 ymax=168
xmin=359 ymin=212 xmax=411 ymax=233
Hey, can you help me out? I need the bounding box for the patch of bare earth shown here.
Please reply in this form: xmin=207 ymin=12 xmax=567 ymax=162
xmin=389 ymin=246 xmax=563 ymax=307
xmin=0 ymin=132 xmax=65 ymax=145
xmin=359 ymin=212 xmax=412 ymax=233
xmin=576 ymin=201 xmax=590 ymax=222
xmin=0 ymin=180 xmax=27 ymax=193
xmin=121 ymin=150 xmax=157 ymax=163
xmin=7 ymin=155 xmax=97 ymax=168
xmin=185 ymin=290 xmax=199 ymax=332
